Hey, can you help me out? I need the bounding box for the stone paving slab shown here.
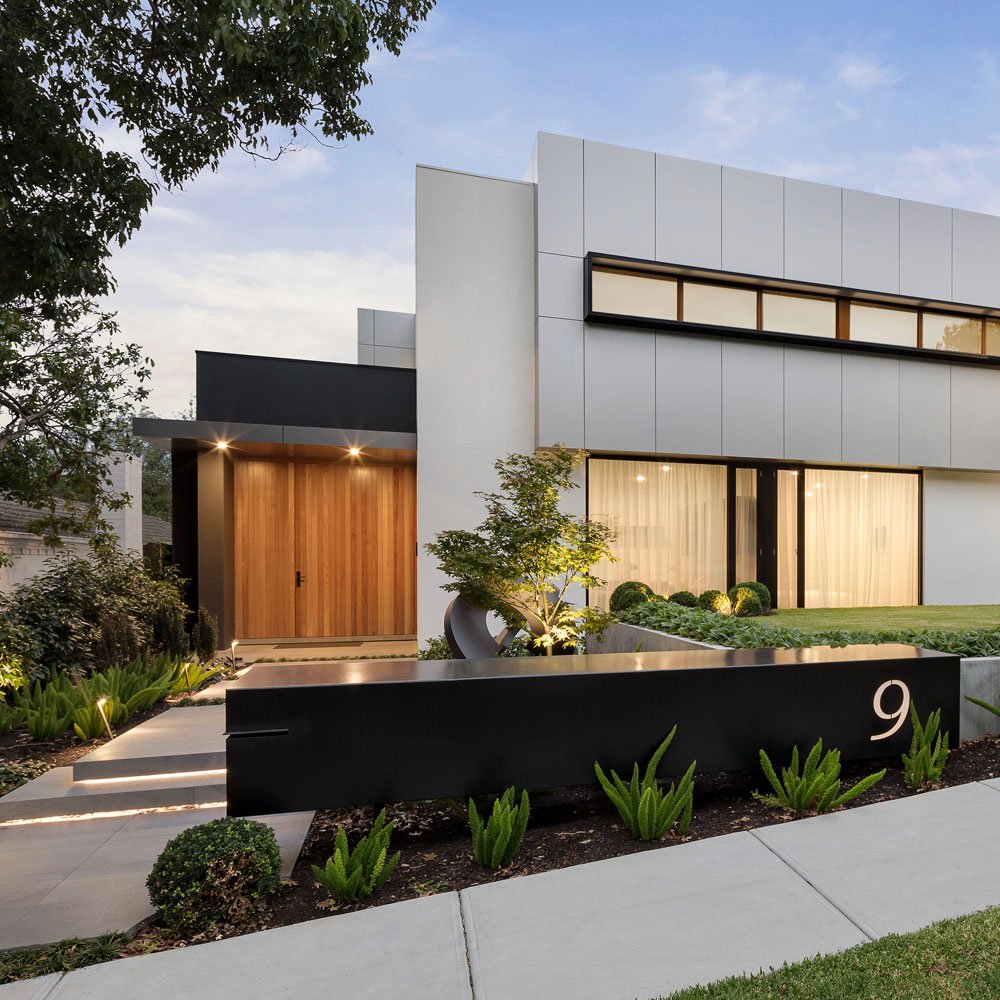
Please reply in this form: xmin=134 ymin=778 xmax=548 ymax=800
xmin=460 ymin=831 xmax=866 ymax=1000
xmin=0 ymin=809 xmax=313 ymax=950
xmin=72 ymin=707 xmax=225 ymax=780
xmin=0 ymin=975 xmax=61 ymax=1000
xmin=753 ymin=780 xmax=1000 ymax=938
xmin=26 ymin=894 xmax=470 ymax=1000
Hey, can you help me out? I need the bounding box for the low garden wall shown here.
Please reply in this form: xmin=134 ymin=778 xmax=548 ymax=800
xmin=597 ymin=624 xmax=1000 ymax=743
xmin=589 ymin=623 xmax=723 ymax=653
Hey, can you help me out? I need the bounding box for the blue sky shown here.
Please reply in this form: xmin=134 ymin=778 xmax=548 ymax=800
xmin=107 ymin=1 xmax=1000 ymax=413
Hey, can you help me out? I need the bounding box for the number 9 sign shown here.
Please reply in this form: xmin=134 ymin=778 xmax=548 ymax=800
xmin=871 ymin=679 xmax=911 ymax=741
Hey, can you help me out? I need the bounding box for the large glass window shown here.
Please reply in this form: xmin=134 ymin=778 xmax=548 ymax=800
xmin=735 ymin=468 xmax=757 ymax=583
xmin=588 ymin=459 xmax=727 ymax=610
xmin=803 ymin=469 xmax=918 ymax=608
xmin=762 ymin=294 xmax=836 ymax=339
xmin=777 ymin=470 xmax=799 ymax=609
xmin=591 ymin=269 xmax=677 ymax=321
xmin=924 ymin=314 xmax=982 ymax=354
xmin=683 ymin=282 xmax=758 ymax=329
xmin=984 ymin=320 xmax=1000 ymax=357
xmin=849 ymin=304 xmax=918 ymax=348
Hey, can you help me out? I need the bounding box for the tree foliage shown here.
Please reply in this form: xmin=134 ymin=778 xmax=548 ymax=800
xmin=425 ymin=447 xmax=617 ymax=653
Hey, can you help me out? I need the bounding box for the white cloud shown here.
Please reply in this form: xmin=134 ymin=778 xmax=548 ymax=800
xmin=688 ymin=67 xmax=805 ymax=148
xmin=835 ymin=54 xmax=902 ymax=92
xmin=147 ymin=205 xmax=203 ymax=226
xmin=106 ymin=245 xmax=414 ymax=415
xmin=890 ymin=140 xmax=1000 ymax=211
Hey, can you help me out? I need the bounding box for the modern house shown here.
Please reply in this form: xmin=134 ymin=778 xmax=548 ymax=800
xmin=136 ymin=132 xmax=1000 ymax=645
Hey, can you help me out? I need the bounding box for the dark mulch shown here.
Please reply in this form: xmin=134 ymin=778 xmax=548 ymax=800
xmin=244 ymin=733 xmax=1000 ymax=932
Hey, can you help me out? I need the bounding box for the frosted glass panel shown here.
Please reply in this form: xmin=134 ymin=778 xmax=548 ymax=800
xmin=924 ymin=313 xmax=982 ymax=354
xmin=987 ymin=320 xmax=1000 ymax=357
xmin=777 ymin=470 xmax=798 ymax=608
xmin=683 ymin=282 xmax=758 ymax=329
xmin=588 ymin=459 xmax=727 ymax=609
xmin=591 ymin=269 xmax=677 ymax=320
xmin=850 ymin=304 xmax=918 ymax=348
xmin=804 ymin=469 xmax=918 ymax=608
xmin=735 ymin=468 xmax=757 ymax=583
xmin=762 ymin=294 xmax=836 ymax=339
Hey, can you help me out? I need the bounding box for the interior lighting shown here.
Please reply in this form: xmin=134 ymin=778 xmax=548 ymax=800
xmin=861 ymin=473 xmax=870 ymax=481
xmin=814 ymin=483 xmax=822 ymax=489
xmin=348 ymin=446 xmax=361 ymax=457
xmin=805 ymin=490 xmax=814 ymax=498
xmin=635 ymin=474 xmax=646 ymax=482
xmin=661 ymin=465 xmax=671 ymax=472
xmin=216 ymin=440 xmax=229 ymax=451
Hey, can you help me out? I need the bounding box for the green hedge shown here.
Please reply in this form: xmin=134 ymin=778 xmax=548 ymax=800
xmin=621 ymin=599 xmax=1000 ymax=659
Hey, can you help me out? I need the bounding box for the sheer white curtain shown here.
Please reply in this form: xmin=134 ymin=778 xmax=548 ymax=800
xmin=735 ymin=468 xmax=757 ymax=583
xmin=777 ymin=470 xmax=798 ymax=608
xmin=588 ymin=459 xmax=727 ymax=610
xmin=804 ymin=469 xmax=918 ymax=607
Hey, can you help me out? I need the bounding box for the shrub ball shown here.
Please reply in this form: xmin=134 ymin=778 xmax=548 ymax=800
xmin=147 ymin=818 xmax=282 ymax=934
xmin=668 ymin=590 xmax=699 ymax=608
xmin=697 ymin=589 xmax=732 ymax=615
xmin=729 ymin=581 xmax=772 ymax=614
xmin=609 ymin=581 xmax=654 ymax=614
xmin=733 ymin=591 xmax=764 ymax=618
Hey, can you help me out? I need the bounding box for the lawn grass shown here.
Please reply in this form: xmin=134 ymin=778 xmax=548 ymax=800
xmin=767 ymin=605 xmax=1000 ymax=632
xmin=655 ymin=908 xmax=1000 ymax=1000
xmin=0 ymin=934 xmax=129 ymax=984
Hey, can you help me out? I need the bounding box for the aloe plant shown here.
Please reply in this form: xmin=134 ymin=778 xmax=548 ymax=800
xmin=468 ymin=787 xmax=530 ymax=869
xmin=755 ymin=739 xmax=885 ymax=814
xmin=595 ymin=726 xmax=695 ymax=840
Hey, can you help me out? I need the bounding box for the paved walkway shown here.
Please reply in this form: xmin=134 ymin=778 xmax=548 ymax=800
xmin=3 ymin=779 xmax=999 ymax=1000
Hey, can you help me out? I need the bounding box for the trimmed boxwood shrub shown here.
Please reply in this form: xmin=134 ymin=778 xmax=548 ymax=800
xmin=733 ymin=591 xmax=764 ymax=618
xmin=609 ymin=581 xmax=654 ymax=614
xmin=697 ymin=589 xmax=732 ymax=614
xmin=147 ymin=818 xmax=282 ymax=934
xmin=729 ymin=581 xmax=772 ymax=614
xmin=668 ymin=590 xmax=699 ymax=608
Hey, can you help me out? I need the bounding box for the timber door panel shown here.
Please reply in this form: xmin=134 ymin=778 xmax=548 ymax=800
xmin=294 ymin=463 xmax=416 ymax=637
xmin=234 ymin=460 xmax=296 ymax=639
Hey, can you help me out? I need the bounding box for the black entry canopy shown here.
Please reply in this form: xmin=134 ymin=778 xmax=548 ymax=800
xmin=196 ymin=351 xmax=416 ymax=434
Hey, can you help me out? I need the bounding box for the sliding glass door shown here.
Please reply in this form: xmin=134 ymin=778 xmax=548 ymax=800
xmin=588 ymin=458 xmax=920 ymax=611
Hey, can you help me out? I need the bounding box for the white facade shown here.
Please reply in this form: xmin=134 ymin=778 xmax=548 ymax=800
xmin=408 ymin=132 xmax=1000 ymax=638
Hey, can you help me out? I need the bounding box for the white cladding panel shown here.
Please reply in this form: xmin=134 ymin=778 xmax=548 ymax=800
xmin=783 ymin=178 xmax=842 ymax=286
xmin=899 ymin=360 xmax=950 ymax=468
xmin=842 ymin=189 xmax=900 ymax=294
xmin=721 ymin=166 xmax=783 ymax=277
xmin=924 ymin=471 xmax=1000 ymax=604
xmin=899 ymin=200 xmax=952 ymax=301
xmin=536 ymin=133 xmax=583 ymax=257
xmin=721 ymin=340 xmax=784 ymax=459
xmin=655 ymin=155 xmax=722 ymax=269
xmin=538 ymin=252 xmax=584 ymax=321
xmin=953 ymin=209 xmax=1000 ymax=306
xmin=841 ymin=354 xmax=900 ymax=466
xmin=583 ymin=140 xmax=655 ymax=259
xmin=415 ymin=167 xmax=536 ymax=641
xmin=950 ymin=365 xmax=1000 ymax=470
xmin=537 ymin=317 xmax=585 ymax=447
xmin=654 ymin=333 xmax=723 ymax=456
xmin=584 ymin=325 xmax=656 ymax=452
xmin=783 ymin=348 xmax=842 ymax=463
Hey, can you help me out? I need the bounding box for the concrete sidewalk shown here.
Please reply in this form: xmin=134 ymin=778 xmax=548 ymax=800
xmin=3 ymin=779 xmax=999 ymax=1000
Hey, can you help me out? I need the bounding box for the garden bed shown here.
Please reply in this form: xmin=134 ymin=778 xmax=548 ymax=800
xmin=130 ymin=732 xmax=1000 ymax=946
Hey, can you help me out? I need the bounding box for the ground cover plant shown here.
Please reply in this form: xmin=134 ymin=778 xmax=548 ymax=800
xmin=0 ymin=934 xmax=129 ymax=985
xmin=654 ymin=907 xmax=1000 ymax=1000
xmin=622 ymin=600 xmax=1000 ymax=658
xmin=595 ymin=727 xmax=696 ymax=839
xmin=755 ymin=739 xmax=885 ymax=814
xmin=312 ymin=808 xmax=401 ymax=902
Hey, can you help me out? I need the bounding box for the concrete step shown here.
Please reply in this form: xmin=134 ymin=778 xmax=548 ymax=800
xmin=72 ymin=705 xmax=226 ymax=780
xmin=0 ymin=767 xmax=226 ymax=822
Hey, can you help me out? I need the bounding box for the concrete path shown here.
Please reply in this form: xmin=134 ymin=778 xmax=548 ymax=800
xmin=4 ymin=780 xmax=998 ymax=1000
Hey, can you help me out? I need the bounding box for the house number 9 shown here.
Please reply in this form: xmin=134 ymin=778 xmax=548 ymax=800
xmin=871 ymin=679 xmax=911 ymax=741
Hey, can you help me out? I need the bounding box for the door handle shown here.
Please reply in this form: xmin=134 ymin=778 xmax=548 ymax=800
xmin=295 ymin=570 xmax=304 ymax=588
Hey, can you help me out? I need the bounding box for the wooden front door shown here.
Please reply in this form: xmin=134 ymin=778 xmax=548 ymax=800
xmin=234 ymin=459 xmax=416 ymax=639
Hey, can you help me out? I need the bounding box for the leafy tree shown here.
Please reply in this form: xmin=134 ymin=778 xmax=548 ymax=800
xmin=2 ymin=0 xmax=435 ymax=315
xmin=0 ymin=305 xmax=151 ymax=558
xmin=1 ymin=0 xmax=432 ymax=547
xmin=425 ymin=448 xmax=617 ymax=654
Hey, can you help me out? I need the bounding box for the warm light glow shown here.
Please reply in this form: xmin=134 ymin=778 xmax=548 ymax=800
xmin=96 ymin=696 xmax=108 ymax=708
xmin=805 ymin=490 xmax=814 ymax=497
xmin=76 ymin=769 xmax=226 ymax=786
xmin=348 ymin=446 xmax=361 ymax=457
xmin=661 ymin=465 xmax=671 ymax=472
xmin=814 ymin=483 xmax=822 ymax=489
xmin=216 ymin=440 xmax=229 ymax=451
xmin=861 ymin=473 xmax=870 ymax=481
xmin=0 ymin=801 xmax=227 ymax=828
xmin=790 ymin=470 xmax=800 ymax=477
xmin=635 ymin=474 xmax=646 ymax=482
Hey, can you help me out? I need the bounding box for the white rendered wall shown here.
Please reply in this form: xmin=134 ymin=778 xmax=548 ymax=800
xmin=102 ymin=452 xmax=143 ymax=554
xmin=0 ymin=533 xmax=91 ymax=594
xmin=534 ymin=131 xmax=1000 ymax=472
xmin=923 ymin=471 xmax=1000 ymax=604
xmin=415 ymin=166 xmax=536 ymax=642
